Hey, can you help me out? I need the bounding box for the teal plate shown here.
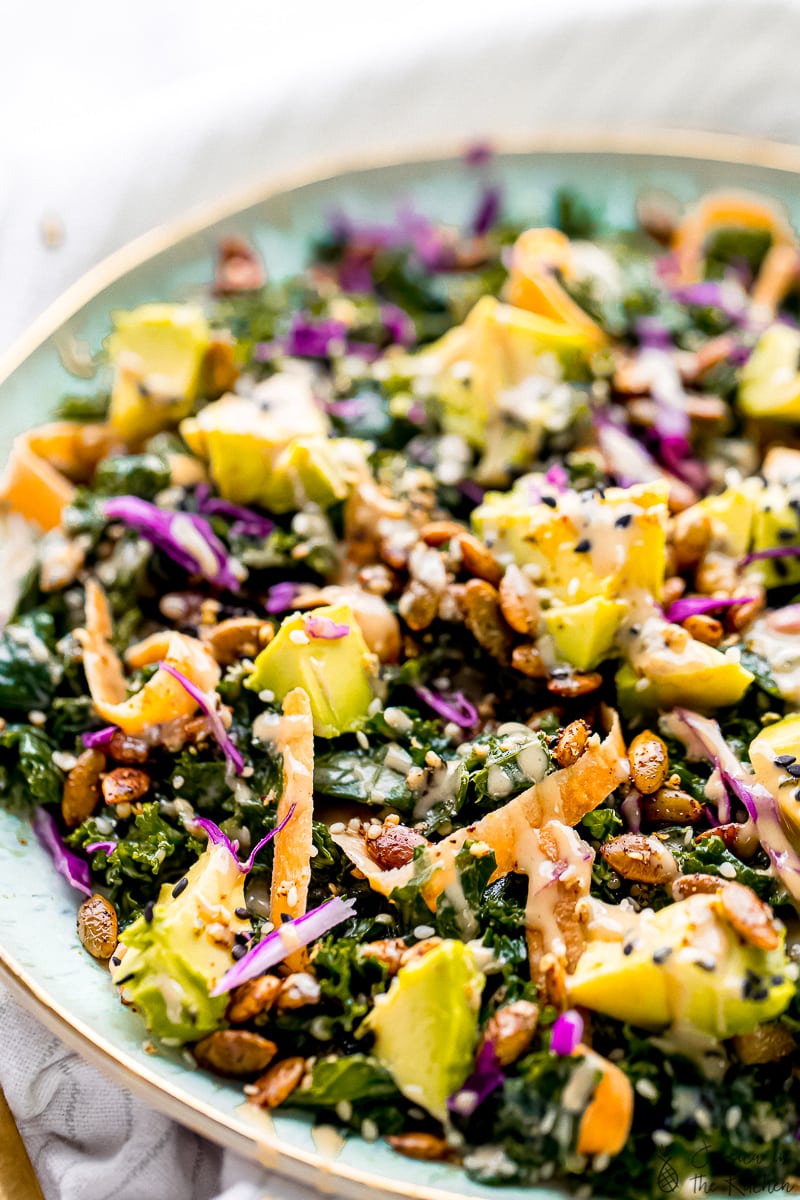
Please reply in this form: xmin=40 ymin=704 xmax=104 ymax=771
xmin=2 ymin=131 xmax=800 ymax=1200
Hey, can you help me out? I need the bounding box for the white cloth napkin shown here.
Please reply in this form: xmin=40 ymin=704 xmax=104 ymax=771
xmin=4 ymin=0 xmax=800 ymax=1196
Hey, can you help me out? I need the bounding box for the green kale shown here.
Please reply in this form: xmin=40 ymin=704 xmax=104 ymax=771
xmin=0 ymin=613 xmax=61 ymax=712
xmin=0 ymin=724 xmax=63 ymax=811
xmin=91 ymin=453 xmax=170 ymax=500
xmin=290 ymin=1053 xmax=399 ymax=1107
xmin=738 ymin=648 xmax=782 ymax=699
xmin=580 ymin=806 xmax=624 ymax=843
xmin=52 ymin=391 xmax=110 ymax=422
xmin=313 ymin=747 xmax=416 ymax=811
xmin=69 ymin=802 xmax=192 ymax=920
xmin=674 ymin=833 xmax=783 ymax=904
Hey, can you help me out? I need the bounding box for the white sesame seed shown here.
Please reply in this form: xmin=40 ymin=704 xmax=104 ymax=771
xmin=258 ymin=689 xmax=275 ymax=703
xmin=718 ymin=862 xmax=737 ymax=879
xmin=28 ymin=710 xmax=46 ymax=727
xmin=287 ymin=886 xmax=298 ymax=908
xmin=289 ymin=629 xmax=310 ymax=645
xmin=172 ymin=775 xmax=184 ymax=789
xmin=51 ymin=751 xmax=78 ymax=772
xmin=360 ymin=1118 xmax=379 ymax=1142
xmin=335 ymin=1100 xmax=353 ymax=1122
xmin=414 ymin=924 xmax=435 ymax=939
xmin=365 ymin=824 xmax=383 ymax=840
xmin=329 ymin=822 xmax=346 ymax=835
xmin=635 ymin=1079 xmax=659 ymax=1102
xmin=356 ymin=731 xmax=369 ymax=750
xmin=725 ymin=1106 xmax=742 ymax=1130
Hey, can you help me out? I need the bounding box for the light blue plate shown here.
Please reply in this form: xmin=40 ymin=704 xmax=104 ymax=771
xmin=2 ymin=132 xmax=798 ymax=1200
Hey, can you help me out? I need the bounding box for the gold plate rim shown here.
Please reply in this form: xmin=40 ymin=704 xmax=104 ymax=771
xmin=4 ymin=124 xmax=800 ymax=1199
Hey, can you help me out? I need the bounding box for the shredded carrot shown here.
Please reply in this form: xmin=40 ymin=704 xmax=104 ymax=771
xmin=506 ymin=227 xmax=608 ymax=348
xmin=270 ymin=687 xmax=315 ymax=970
xmin=78 ymin=578 xmax=220 ymax=735
xmin=575 ymin=1046 xmax=634 ymax=1157
xmin=671 ymin=189 xmax=797 ymax=286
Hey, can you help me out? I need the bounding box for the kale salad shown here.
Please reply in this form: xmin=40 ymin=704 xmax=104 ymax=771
xmin=3 ymin=160 xmax=800 ymax=1199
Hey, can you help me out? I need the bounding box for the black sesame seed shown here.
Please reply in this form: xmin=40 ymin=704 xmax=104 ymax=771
xmin=694 ymin=955 xmax=716 ymax=972
xmin=623 ymin=941 xmax=636 ymax=956
xmin=116 ymin=972 xmax=136 ymax=985
xmin=795 ymin=788 xmax=800 ymax=802
xmin=772 ymin=975 xmax=785 ymax=986
xmin=232 ymin=943 xmax=248 ymax=960
xmin=615 ymin=513 xmax=633 ymax=529
xmin=111 ymin=955 xmax=121 ymax=967
xmin=541 ymin=496 xmax=557 ymax=509
xmin=234 ymin=930 xmax=251 ymax=945
xmin=574 ymin=539 xmax=591 ymax=553
xmin=280 ymin=912 xmax=293 ymax=923
xmin=774 ymin=559 xmax=789 ymax=579
xmin=143 ymin=901 xmax=155 ymax=924
xmin=778 ymin=528 xmax=796 ymax=541
xmin=234 ymin=906 xmax=249 ymax=919
xmin=751 ymin=987 xmax=769 ymax=1002
xmin=171 ymin=877 xmax=188 ymax=899
xmin=774 ymin=755 xmax=796 ymax=767
xmin=628 ymin=626 xmax=640 ymax=637
xmin=652 ymin=947 xmax=673 ymax=965
xmin=785 ymin=763 xmax=800 ymax=778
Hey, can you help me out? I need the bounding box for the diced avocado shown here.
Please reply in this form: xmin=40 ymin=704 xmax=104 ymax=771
xmin=110 ymin=842 xmax=248 ymax=1043
xmin=363 ymin=940 xmax=485 ymax=1121
xmin=245 ymin=603 xmax=376 ymax=737
xmin=623 ymin=617 xmax=753 ymax=711
xmin=739 ymin=323 xmax=800 ymax=421
xmin=423 ymin=295 xmax=591 ymax=451
xmin=749 ymin=715 xmax=800 ymax=843
xmin=472 ymin=480 xmax=668 ymax=603
xmin=697 ymin=484 xmax=758 ymax=557
xmin=180 ymin=373 xmax=358 ymax=512
xmin=568 ymin=894 xmax=793 ymax=1039
xmin=750 ymin=483 xmax=800 ymax=588
xmin=108 ymin=303 xmax=210 ymax=443
xmin=544 ymin=596 xmax=626 ymax=670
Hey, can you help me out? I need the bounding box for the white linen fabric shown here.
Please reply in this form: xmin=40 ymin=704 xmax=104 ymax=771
xmin=2 ymin=0 xmax=800 ymax=1196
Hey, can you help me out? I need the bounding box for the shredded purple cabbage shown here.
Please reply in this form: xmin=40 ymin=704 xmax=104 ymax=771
xmin=544 ymin=463 xmax=569 ymax=492
xmin=103 ymin=496 xmax=242 ymax=590
xmin=721 ymin=770 xmax=800 ymax=905
xmin=195 ymin=484 xmax=273 ymax=539
xmin=471 ymin=185 xmax=502 ymax=237
xmin=665 ymin=595 xmax=756 ymax=624
xmin=159 ymin=662 xmax=244 ymax=774
xmin=457 ymin=479 xmax=485 ymax=505
xmin=414 ymin=685 xmax=479 ymax=729
xmin=550 ymin=1009 xmax=584 ymax=1056
xmin=85 ymin=840 xmax=118 ymax=855
xmin=447 ymin=1040 xmax=505 ymax=1117
xmin=597 ymin=415 xmax=663 ymax=487
xmin=742 ymin=544 xmax=800 ymax=566
xmin=32 ymin=809 xmax=92 ymax=897
xmin=82 ymin=725 xmax=117 ymax=749
xmin=671 ymin=280 xmax=748 ymax=324
xmin=304 ymin=614 xmax=349 ymax=640
xmin=464 ymin=140 xmax=494 ymax=168
xmin=211 ymin=896 xmax=357 ymax=994
xmin=381 ymin=303 xmax=416 ymax=347
xmin=192 ymin=806 xmax=295 ymax=874
xmin=621 ymin=790 xmax=642 ymax=833
xmin=285 ymin=315 xmax=349 ymax=358
xmin=636 ymin=316 xmax=672 ymax=350
xmin=265 ymin=581 xmax=305 ymax=614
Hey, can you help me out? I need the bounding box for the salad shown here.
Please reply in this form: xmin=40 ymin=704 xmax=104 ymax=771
xmin=2 ymin=160 xmax=800 ymax=1199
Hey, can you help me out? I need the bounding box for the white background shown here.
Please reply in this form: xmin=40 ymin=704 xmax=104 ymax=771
xmin=4 ymin=0 xmax=800 ymax=354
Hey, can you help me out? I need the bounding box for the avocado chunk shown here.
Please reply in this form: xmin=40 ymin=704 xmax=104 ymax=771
xmin=568 ymin=894 xmax=793 ymax=1039
xmin=108 ymin=303 xmax=210 ymax=443
xmin=749 ymin=715 xmax=800 ymax=843
xmin=697 ymin=483 xmax=758 ymax=557
xmin=750 ymin=482 xmax=800 ymax=588
xmin=363 ymin=940 xmax=485 ymax=1121
xmin=544 ymin=596 xmax=626 ymax=670
xmin=621 ymin=616 xmax=753 ymax=711
xmin=472 ymin=480 xmax=668 ymax=604
xmin=180 ymin=373 xmax=359 ymax=512
xmin=246 ymin=603 xmax=377 ymax=737
xmin=739 ymin=323 xmax=800 ymax=422
xmin=422 ymin=295 xmax=591 ymax=452
xmin=110 ymin=841 xmax=249 ymax=1043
